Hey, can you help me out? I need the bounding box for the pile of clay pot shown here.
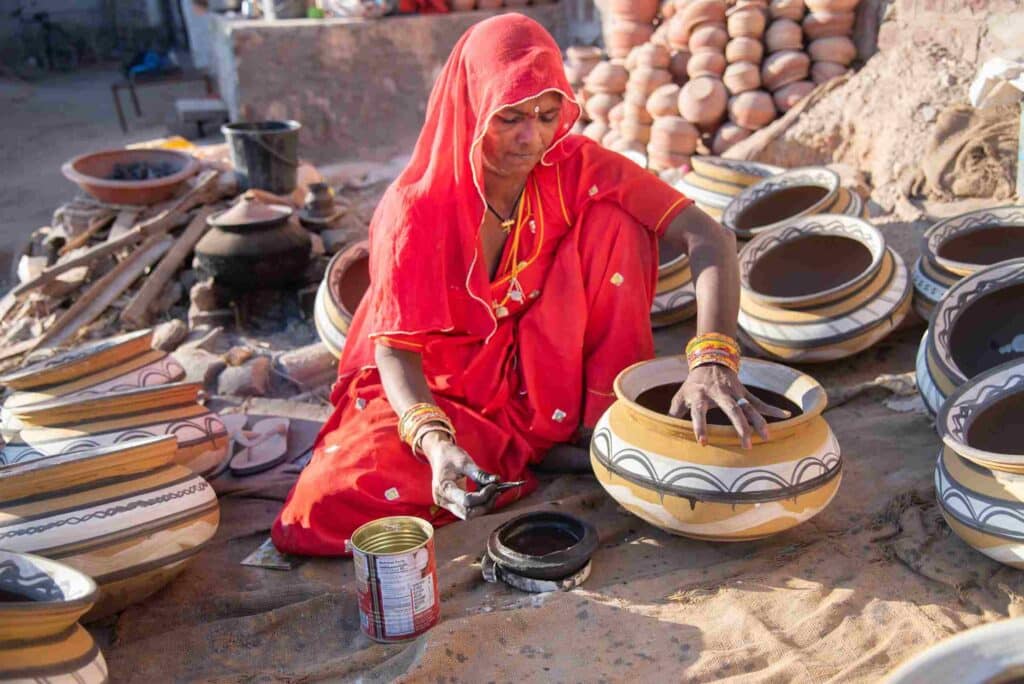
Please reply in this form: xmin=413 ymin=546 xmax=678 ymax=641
xmin=568 ymin=0 xmax=859 ymax=166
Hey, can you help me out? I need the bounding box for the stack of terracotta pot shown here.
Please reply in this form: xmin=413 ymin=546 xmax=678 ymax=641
xmin=582 ymin=59 xmax=629 ymax=144
xmin=674 ymin=0 xmax=729 ymax=141
xmin=717 ymin=1 xmax=773 ymax=153
xmin=804 ymin=0 xmax=857 ymax=86
xmin=564 ymin=46 xmax=604 ymax=134
xmin=603 ymin=0 xmax=659 ymax=59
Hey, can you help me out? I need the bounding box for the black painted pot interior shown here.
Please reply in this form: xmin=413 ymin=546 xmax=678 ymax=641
xmin=948 ymin=283 xmax=1024 ymax=379
xmin=488 ymin=512 xmax=598 ymax=581
xmin=637 ymin=383 xmax=802 ymax=425
xmin=967 ymin=392 xmax=1024 ymax=456
xmin=735 ymin=185 xmax=829 ymax=231
xmin=938 ymin=226 xmax=1024 ymax=266
xmin=748 ymin=235 xmax=872 ymax=298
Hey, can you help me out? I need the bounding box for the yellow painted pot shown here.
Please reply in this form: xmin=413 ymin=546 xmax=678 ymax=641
xmin=590 ymin=356 xmax=841 ymax=541
xmin=0 ymin=550 xmax=107 ymax=683
xmin=911 ymin=254 xmax=959 ymax=322
xmin=0 ymin=436 xmax=220 ymax=621
xmin=0 ymin=329 xmax=154 ymax=391
xmin=652 ymin=256 xmax=697 ymax=328
xmin=673 ymin=157 xmax=783 ymax=218
xmin=314 ymin=241 xmax=370 ymax=359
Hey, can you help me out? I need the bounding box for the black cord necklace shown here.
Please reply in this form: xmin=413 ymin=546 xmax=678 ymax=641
xmin=485 ymin=189 xmax=524 ymax=233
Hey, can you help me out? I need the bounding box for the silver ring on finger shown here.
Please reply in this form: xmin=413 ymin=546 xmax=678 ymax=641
xmin=736 ymin=397 xmax=751 ymax=408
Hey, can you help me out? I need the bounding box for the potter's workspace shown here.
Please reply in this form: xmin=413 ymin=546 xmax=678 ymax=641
xmin=1 ymin=1 xmax=1023 ymax=683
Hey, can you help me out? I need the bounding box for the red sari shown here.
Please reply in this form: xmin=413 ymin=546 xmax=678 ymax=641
xmin=273 ymin=14 xmax=692 ymax=555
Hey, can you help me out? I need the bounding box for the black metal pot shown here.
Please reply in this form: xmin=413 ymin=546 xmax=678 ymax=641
xmin=486 ymin=511 xmax=598 ymax=581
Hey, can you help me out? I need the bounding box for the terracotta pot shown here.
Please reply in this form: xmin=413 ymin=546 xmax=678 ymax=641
xmin=728 ymin=89 xmax=776 ymax=129
xmin=691 ymin=156 xmax=783 ymax=187
xmin=0 ymin=435 xmax=220 ymax=621
xmin=609 ymin=0 xmax=660 ymax=23
xmin=924 ymin=205 xmax=1024 ymax=277
xmin=722 ymin=166 xmax=839 ymax=238
xmin=738 ymin=215 xmax=910 ymax=362
xmin=769 ymin=0 xmax=805 ymax=20
xmin=804 ymin=0 xmax=857 ymax=12
xmin=61 ymin=149 xmax=199 ymax=207
xmin=618 ymin=119 xmax=653 ymax=144
xmin=591 ymin=357 xmax=841 ymax=539
xmin=761 ymin=50 xmax=811 ymax=90
xmin=564 ymin=63 xmax=585 ymax=89
xmin=772 ymin=79 xmax=815 ymax=111
xmin=727 ymin=4 xmax=767 ymax=38
xmin=584 ymin=92 xmax=622 ymax=121
xmin=678 ymin=0 xmax=727 ymax=35
xmin=885 ymin=618 xmax=1024 ymax=683
xmin=604 ymin=19 xmax=655 ymax=59
xmin=662 ymin=0 xmax=676 ymax=19
xmin=688 ymin=23 xmax=728 ymax=51
xmin=687 ymin=49 xmax=727 ymax=78
xmin=764 ymin=18 xmax=803 ymax=52
xmin=608 ymin=101 xmax=626 ymax=125
xmin=622 ymin=103 xmax=655 ymax=126
xmin=627 ymin=66 xmax=674 ymax=96
xmin=668 ymin=49 xmax=691 ymax=82
xmin=602 ymin=129 xmax=622 ymax=148
xmin=917 ymin=258 xmax=1024 ymax=416
xmin=567 ymin=45 xmax=604 ymax=64
xmin=647 ymin=146 xmax=692 ymax=174
xmin=810 ymin=60 xmax=850 ymax=83
xmin=449 ymin=0 xmax=475 ymax=10
xmin=651 ymin=23 xmax=673 ymax=50
xmin=2 ymin=383 xmax=229 ymax=478
xmin=650 ymin=116 xmax=700 ymax=154
xmin=712 ymin=122 xmax=754 ymax=153
xmin=631 ymin=42 xmax=671 ymax=69
xmin=802 ymin=10 xmax=854 ymax=39
xmin=678 ymin=76 xmax=728 ymax=129
xmin=582 ymin=120 xmax=610 ymax=142
xmin=723 ymin=61 xmax=762 ymax=93
xmin=314 ymin=241 xmax=371 ymax=359
xmin=646 ymin=83 xmax=683 ymax=117
xmin=667 ymin=14 xmax=692 ymax=49
xmin=0 ymin=550 xmax=107 ymax=683
xmin=808 ymin=35 xmax=856 ymax=65
xmin=725 ymin=36 xmax=764 ymax=63
xmin=607 ymin=138 xmax=648 ymax=167
xmin=584 ymin=61 xmax=629 ymax=93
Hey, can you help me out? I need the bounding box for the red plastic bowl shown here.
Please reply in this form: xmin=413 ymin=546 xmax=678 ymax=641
xmin=61 ymin=148 xmax=200 ymax=206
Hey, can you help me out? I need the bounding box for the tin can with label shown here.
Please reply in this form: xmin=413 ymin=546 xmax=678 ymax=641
xmin=349 ymin=516 xmax=440 ymax=643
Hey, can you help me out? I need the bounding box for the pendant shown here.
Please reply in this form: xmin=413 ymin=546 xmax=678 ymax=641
xmin=501 ymin=219 xmax=515 ymax=233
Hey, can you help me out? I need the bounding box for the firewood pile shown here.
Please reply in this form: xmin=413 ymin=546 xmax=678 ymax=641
xmin=568 ymin=0 xmax=859 ymax=166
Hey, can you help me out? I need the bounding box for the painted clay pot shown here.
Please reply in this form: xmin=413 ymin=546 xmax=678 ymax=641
xmin=804 ymin=0 xmax=858 ymax=12
xmin=722 ymin=166 xmax=839 ymax=238
xmin=686 ymin=50 xmax=727 ymax=78
xmin=725 ymin=36 xmax=764 ymax=63
xmin=917 ymin=258 xmax=1024 ymax=416
xmin=0 ymin=436 xmax=220 ymax=621
xmin=811 ymin=60 xmax=849 ymax=83
xmin=650 ymin=116 xmax=700 ymax=154
xmin=723 ymin=61 xmax=762 ymax=93
xmin=802 ymin=10 xmax=855 ymax=39
xmin=646 ymin=83 xmax=683 ymax=117
xmin=761 ymin=50 xmax=811 ymax=90
xmin=911 ymin=255 xmax=959 ymax=321
xmin=674 ymin=157 xmax=783 ymax=216
xmin=668 ymin=49 xmax=691 ymax=82
xmin=769 ymin=0 xmax=805 ymax=20
xmin=764 ymin=18 xmax=803 ymax=52
xmin=688 ymin=24 xmax=729 ymax=51
xmin=582 ymin=120 xmax=609 ymax=142
xmin=925 ymin=205 xmax=1024 ymax=278
xmin=678 ymin=77 xmax=728 ymax=129
xmin=315 ymin=241 xmax=370 ymax=359
xmin=609 ymin=0 xmax=660 ymax=23
xmin=584 ymin=61 xmax=629 ymax=94
xmin=651 ymin=264 xmax=697 ymax=326
xmin=712 ymin=122 xmax=754 ymax=153
xmin=631 ymin=42 xmax=671 ymax=69
xmin=604 ymin=19 xmax=655 ymax=59
xmin=726 ymin=4 xmax=767 ymax=38
xmin=591 ymin=356 xmax=841 ymax=540
xmin=807 ymin=36 xmax=857 ymax=65
xmin=773 ymin=79 xmax=816 ymax=111
xmin=885 ymin=618 xmax=1024 ymax=684
xmin=728 ymin=90 xmax=776 ymax=129
xmin=0 ymin=383 xmax=229 ymax=477
xmin=738 ymin=214 xmax=910 ymax=362
xmin=0 ymin=550 xmax=107 ymax=683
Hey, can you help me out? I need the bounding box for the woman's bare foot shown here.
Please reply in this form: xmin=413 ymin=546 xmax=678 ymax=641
xmin=535 ymin=443 xmax=592 ymax=473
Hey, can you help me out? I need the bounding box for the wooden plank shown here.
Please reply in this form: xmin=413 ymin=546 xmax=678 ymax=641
xmin=58 ymin=210 xmax=117 ymax=256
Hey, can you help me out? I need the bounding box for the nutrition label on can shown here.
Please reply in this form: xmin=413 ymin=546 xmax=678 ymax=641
xmin=375 ymin=552 xmax=436 ymax=637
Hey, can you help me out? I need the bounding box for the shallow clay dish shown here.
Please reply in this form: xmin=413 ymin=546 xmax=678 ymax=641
xmin=62 ymin=148 xmax=199 ymax=206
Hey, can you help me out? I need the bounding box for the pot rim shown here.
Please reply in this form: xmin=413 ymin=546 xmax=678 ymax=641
xmin=0 ymin=550 xmax=97 ymax=617
xmin=723 ymin=167 xmax=841 ymax=239
xmin=923 ymin=204 xmax=1024 ymax=278
xmin=612 ymin=356 xmax=827 ymax=439
xmin=486 ymin=511 xmax=599 ymax=581
xmin=0 ymin=329 xmax=153 ymax=390
xmin=738 ymin=213 xmax=886 ymax=308
xmin=61 ymin=148 xmax=199 ymax=191
xmin=939 ymin=357 xmax=1024 ymax=466
xmin=325 ymin=241 xmax=370 ymax=321
xmin=9 ymin=381 xmax=201 ymax=424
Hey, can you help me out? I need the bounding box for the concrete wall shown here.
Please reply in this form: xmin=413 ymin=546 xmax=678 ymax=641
xmin=207 ymin=3 xmax=566 ymax=164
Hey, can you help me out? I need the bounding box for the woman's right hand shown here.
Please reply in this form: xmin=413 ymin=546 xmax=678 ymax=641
xmin=420 ymin=431 xmax=500 ymax=520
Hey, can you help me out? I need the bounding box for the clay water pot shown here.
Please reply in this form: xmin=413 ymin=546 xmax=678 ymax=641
xmin=650 ymin=116 xmax=700 ymax=154
xmin=651 ymin=258 xmax=697 ymax=325
xmin=688 ymin=23 xmax=728 ymax=51
xmin=808 ymin=35 xmax=856 ymax=65
xmin=769 ymin=0 xmax=805 ymax=20
xmin=723 ymin=61 xmax=762 ymax=93
xmin=668 ymin=49 xmax=691 ymax=81
xmin=609 ymin=0 xmax=660 ymax=23
xmin=726 ymin=4 xmax=767 ymax=38
xmin=450 ymin=0 xmax=476 ymax=10
xmin=627 ymin=66 xmax=674 ymax=96
xmin=691 ymin=155 xmax=784 ymax=186
xmin=804 ymin=0 xmax=857 ymax=12
xmin=667 ymin=14 xmax=692 ymax=49
xmin=604 ymin=19 xmax=655 ymax=59
xmin=738 ymin=214 xmax=910 ymax=362
xmin=618 ymin=120 xmax=653 ymax=144
xmin=608 ymin=101 xmax=626 ymax=125
xmin=802 ymin=10 xmax=855 ymax=39
xmin=911 ymin=255 xmax=959 ymax=321
xmin=647 ymin=146 xmax=691 ymax=174
xmin=582 ymin=121 xmax=610 ymax=141
xmin=591 ymin=356 xmax=840 ymax=540
xmin=563 ymin=62 xmax=587 ymax=88
xmin=722 ymin=166 xmax=839 ymax=238
xmin=726 ymin=36 xmax=764 ymax=63
xmin=678 ymin=0 xmax=727 ymax=34
xmin=687 ymin=49 xmax=727 ymax=78
xmin=761 ymin=50 xmax=811 ymax=90
xmin=917 ymin=258 xmax=1024 ymax=416
xmin=621 ymin=102 xmax=655 ymax=125
xmin=0 ymin=550 xmax=107 ymax=683
xmin=728 ymin=89 xmax=776 ymax=129
xmin=584 ymin=92 xmax=622 ymax=121
xmin=924 ymin=204 xmax=1024 ymax=280
xmin=772 ymin=79 xmax=815 ymax=111
xmin=662 ymin=0 xmax=676 ymax=19
xmin=811 ymin=60 xmax=849 ymax=83
xmin=712 ymin=122 xmax=754 ymax=153
xmin=315 ymin=241 xmax=370 ymax=359
xmin=631 ymin=42 xmax=671 ymax=69
xmin=567 ymin=45 xmax=604 ymax=65
xmin=0 ymin=435 xmax=219 ymax=621
xmin=885 ymin=618 xmax=1024 ymax=684
xmin=602 ymin=129 xmax=623 ymax=149
xmin=584 ymin=61 xmax=629 ymax=93
xmin=764 ymin=18 xmax=803 ymax=52
xmin=678 ymin=76 xmax=728 ymax=128
xmin=646 ymin=83 xmax=683 ymax=117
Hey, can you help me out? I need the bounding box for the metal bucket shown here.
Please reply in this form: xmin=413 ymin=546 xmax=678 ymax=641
xmin=221 ymin=120 xmax=300 ymax=195
xmin=348 ymin=516 xmax=440 ymax=643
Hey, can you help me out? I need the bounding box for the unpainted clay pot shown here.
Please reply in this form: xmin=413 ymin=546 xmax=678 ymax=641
xmin=622 ymin=87 xmax=649 ymax=108
xmin=619 ymin=119 xmax=653 ymax=144
xmin=764 ymin=18 xmax=803 ymax=52
xmin=567 ymin=45 xmax=604 ymax=64
xmin=605 ymin=20 xmax=655 ymax=59
xmin=688 ymin=23 xmax=729 ymax=51
xmin=726 ymin=36 xmax=764 ymax=63
xmin=769 ymin=0 xmax=805 ymax=20
xmin=712 ymin=122 xmax=754 ymax=153
xmin=646 ymin=83 xmax=682 ymax=117
xmin=582 ymin=121 xmax=609 ymax=141
xmin=608 ymin=137 xmax=647 ymax=157
xmin=628 ymin=66 xmax=674 ymax=96
xmin=761 ymin=50 xmax=810 ymax=90
xmin=678 ymin=76 xmax=728 ymax=129
xmin=804 ymin=0 xmax=858 ymax=12
xmin=667 ymin=14 xmax=692 ymax=49
xmin=563 ymin=62 xmax=590 ymax=88
xmin=609 ymin=0 xmax=660 ymax=23
xmin=662 ymin=0 xmax=676 ymax=19
xmin=621 ymin=102 xmax=655 ymax=125
xmin=727 ymin=4 xmax=767 ymax=38
xmin=584 ymin=61 xmax=629 ymax=93
xmin=802 ymin=10 xmax=855 ymax=39
xmin=650 ymin=116 xmax=700 ymax=154
xmin=584 ymin=92 xmax=623 ymax=121
xmin=679 ymin=0 xmax=727 ymax=34
xmin=687 ymin=49 xmax=727 ymax=78
xmin=728 ymin=90 xmax=776 ymax=129
xmin=602 ymin=129 xmax=622 ymax=148
xmin=723 ymin=61 xmax=762 ymax=93
xmin=631 ymin=42 xmax=672 ymax=69
xmin=669 ymin=50 xmax=691 ymax=82
xmin=808 ymin=35 xmax=857 ymax=65
xmin=811 ymin=60 xmax=849 ymax=83
xmin=647 ymin=146 xmax=692 ymax=172
xmin=772 ymin=79 xmax=815 ymax=111
xmin=608 ymin=101 xmax=626 ymax=125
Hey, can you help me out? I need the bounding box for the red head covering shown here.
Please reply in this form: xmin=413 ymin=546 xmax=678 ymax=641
xmin=339 ymin=13 xmax=581 ymax=376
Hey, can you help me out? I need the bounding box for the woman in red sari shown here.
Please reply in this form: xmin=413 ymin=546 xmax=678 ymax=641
xmin=273 ymin=14 xmax=782 ymax=555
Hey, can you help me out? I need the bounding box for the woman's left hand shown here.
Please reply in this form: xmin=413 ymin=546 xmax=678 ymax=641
xmin=669 ymin=363 xmax=790 ymax=449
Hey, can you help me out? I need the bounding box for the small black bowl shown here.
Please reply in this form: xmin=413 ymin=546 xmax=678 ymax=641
xmin=487 ymin=511 xmax=598 ymax=581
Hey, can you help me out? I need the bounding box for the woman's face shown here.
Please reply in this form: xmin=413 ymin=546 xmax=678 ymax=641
xmin=481 ymin=92 xmax=564 ymax=179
